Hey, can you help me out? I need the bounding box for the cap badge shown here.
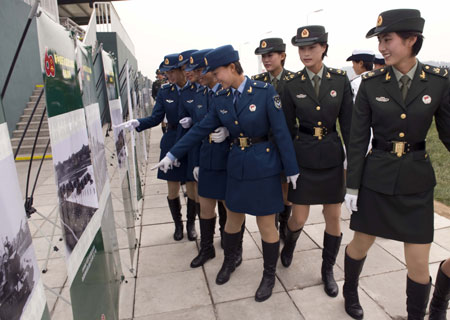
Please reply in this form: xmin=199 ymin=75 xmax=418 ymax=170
xmin=204 ymin=57 xmax=208 ymax=66
xmin=377 ymin=15 xmax=383 ymax=27
xmin=178 ymin=55 xmax=183 ymax=61
xmin=422 ymin=95 xmax=432 ymax=104
xmin=261 ymin=41 xmax=267 ymax=48
xmin=301 ymin=28 xmax=309 ymax=38
xmin=330 ymin=90 xmax=337 ymax=98
xmin=249 ymin=104 xmax=256 ymax=112
xmin=190 ymin=56 xmax=194 ymax=64
xmin=164 ymin=58 xmax=169 ymax=65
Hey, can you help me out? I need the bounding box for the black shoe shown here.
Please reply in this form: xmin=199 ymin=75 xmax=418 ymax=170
xmin=216 ymin=231 xmax=241 ymax=285
xmin=280 ymin=227 xmax=302 ymax=267
xmin=279 ymin=205 xmax=292 ymax=241
xmin=167 ymin=197 xmax=183 ymax=241
xmin=321 ymin=232 xmax=342 ymax=297
xmin=191 ymin=217 xmax=216 ymax=268
xmin=255 ymin=240 xmax=279 ymax=302
xmin=186 ymin=198 xmax=197 ymax=241
xmin=343 ymin=249 xmax=366 ymax=320
xmin=407 ymin=276 xmax=431 ymax=320
xmin=430 ymin=260 xmax=450 ymax=320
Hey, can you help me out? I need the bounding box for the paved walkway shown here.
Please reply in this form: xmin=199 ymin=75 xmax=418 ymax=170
xmin=20 ymin=127 xmax=450 ymax=320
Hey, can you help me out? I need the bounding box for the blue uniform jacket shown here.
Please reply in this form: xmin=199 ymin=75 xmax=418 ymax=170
xmin=170 ymin=77 xmax=299 ymax=180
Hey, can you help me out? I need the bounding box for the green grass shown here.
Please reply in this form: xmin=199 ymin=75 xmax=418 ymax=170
xmin=427 ymin=120 xmax=450 ymax=206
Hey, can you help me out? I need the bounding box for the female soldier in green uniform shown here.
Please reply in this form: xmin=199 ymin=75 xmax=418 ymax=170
xmin=344 ymin=9 xmax=450 ymax=320
xmin=280 ymin=25 xmax=353 ymax=298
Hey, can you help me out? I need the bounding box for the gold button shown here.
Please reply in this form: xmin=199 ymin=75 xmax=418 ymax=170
xmin=241 ymin=147 xmax=245 ymax=151
xmin=399 ymin=132 xmax=405 ymax=138
xmin=400 ymin=113 xmax=406 ymax=119
xmin=425 ymin=153 xmax=428 ymax=158
xmin=240 ymin=133 xmax=244 ymax=137
xmin=234 ymin=120 xmax=239 ymax=125
xmin=317 ymin=121 xmax=322 ymax=126
xmin=266 ymin=148 xmax=270 ymax=152
xmin=316 ymin=106 xmax=321 ymax=111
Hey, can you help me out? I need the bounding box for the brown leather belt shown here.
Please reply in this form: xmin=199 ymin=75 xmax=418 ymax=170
xmin=372 ymin=139 xmax=425 ymax=157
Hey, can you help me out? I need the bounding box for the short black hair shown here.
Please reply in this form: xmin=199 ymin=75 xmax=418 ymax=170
xmin=361 ymin=61 xmax=374 ymax=71
xmin=320 ymin=43 xmax=328 ymax=60
xmin=230 ymin=61 xmax=244 ymax=75
xmin=396 ymin=31 xmax=424 ymax=56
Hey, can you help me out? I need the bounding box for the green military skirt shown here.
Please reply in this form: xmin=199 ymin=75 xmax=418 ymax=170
xmin=350 ymin=186 xmax=434 ymax=244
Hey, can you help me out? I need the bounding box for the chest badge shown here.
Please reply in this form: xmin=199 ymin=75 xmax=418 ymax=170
xmin=422 ymin=95 xmax=432 ymax=104
xmin=219 ymin=109 xmax=228 ymax=114
xmin=249 ymin=104 xmax=256 ymax=112
xmin=330 ymin=90 xmax=337 ymax=98
xmin=165 ymin=99 xmax=174 ymax=103
xmin=186 ymin=99 xmax=194 ymax=103
xmin=376 ymin=96 xmax=389 ymax=102
xmin=296 ymin=93 xmax=307 ymax=99
xmin=197 ymin=104 xmax=203 ymax=109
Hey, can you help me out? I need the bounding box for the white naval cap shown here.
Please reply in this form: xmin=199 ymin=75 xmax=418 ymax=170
xmin=346 ymin=50 xmax=375 ymax=62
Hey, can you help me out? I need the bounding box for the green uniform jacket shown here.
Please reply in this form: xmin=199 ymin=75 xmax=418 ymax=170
xmin=251 ymin=69 xmax=294 ymax=97
xmin=281 ymin=66 xmax=353 ymax=169
xmin=347 ymin=62 xmax=450 ymax=195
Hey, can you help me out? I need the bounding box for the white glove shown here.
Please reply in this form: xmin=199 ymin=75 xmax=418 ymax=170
xmin=151 ymin=156 xmax=174 ymax=173
xmin=193 ymin=166 xmax=199 ymax=181
xmin=173 ymin=159 xmax=181 ymax=167
xmin=114 ymin=119 xmax=140 ymax=131
xmin=179 ymin=117 xmax=193 ymax=129
xmin=345 ymin=193 xmax=358 ymax=212
xmin=210 ymin=126 xmax=229 ymax=143
xmin=287 ymin=174 xmax=299 ymax=190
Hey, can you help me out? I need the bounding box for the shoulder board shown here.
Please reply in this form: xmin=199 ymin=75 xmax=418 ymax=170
xmin=161 ymin=83 xmax=171 ymax=90
xmin=251 ymin=72 xmax=269 ymax=82
xmin=327 ymin=68 xmax=347 ymax=76
xmin=285 ymin=71 xmax=303 ymax=82
xmin=423 ymin=65 xmax=449 ymax=78
xmin=361 ymin=67 xmax=388 ymax=80
xmin=249 ymin=80 xmax=269 ymax=89
xmin=216 ymin=88 xmax=230 ymax=96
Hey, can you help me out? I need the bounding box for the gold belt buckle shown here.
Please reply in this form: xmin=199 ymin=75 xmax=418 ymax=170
xmin=392 ymin=141 xmax=406 ymax=157
xmin=239 ymin=137 xmax=249 ymax=148
xmin=313 ymin=127 xmax=323 ymax=140
xmin=209 ymin=134 xmax=212 ymax=143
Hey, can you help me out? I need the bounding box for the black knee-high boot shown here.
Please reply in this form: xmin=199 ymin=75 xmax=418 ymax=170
xmin=186 ymin=198 xmax=197 ymax=241
xmin=190 ymin=217 xmax=216 ymax=268
xmin=255 ymin=240 xmax=280 ymax=302
xmin=235 ymin=219 xmax=245 ymax=267
xmin=280 ymin=226 xmax=302 ymax=267
xmin=216 ymin=231 xmax=241 ymax=285
xmin=406 ymin=276 xmax=431 ymax=320
xmin=279 ymin=205 xmax=292 ymax=241
xmin=343 ymin=249 xmax=366 ymax=320
xmin=430 ymin=261 xmax=450 ymax=320
xmin=217 ymin=201 xmax=227 ymax=249
xmin=167 ymin=197 xmax=183 ymax=241
xmin=322 ymin=232 xmax=342 ymax=297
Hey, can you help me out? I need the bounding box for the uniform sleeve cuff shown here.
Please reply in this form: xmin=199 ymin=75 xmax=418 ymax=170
xmin=346 ymin=188 xmax=359 ymax=196
xmin=166 ymin=152 xmax=176 ymax=161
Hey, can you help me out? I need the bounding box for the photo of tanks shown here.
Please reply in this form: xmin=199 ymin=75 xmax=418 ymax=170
xmin=53 ymin=129 xmax=99 ymax=253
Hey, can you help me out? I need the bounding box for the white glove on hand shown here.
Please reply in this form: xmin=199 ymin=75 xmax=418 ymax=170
xmin=179 ymin=117 xmax=193 ymax=129
xmin=151 ymin=156 xmax=174 ymax=173
xmin=114 ymin=119 xmax=140 ymax=131
xmin=193 ymin=166 xmax=199 ymax=182
xmin=210 ymin=126 xmax=229 ymax=143
xmin=173 ymin=159 xmax=181 ymax=167
xmin=345 ymin=193 xmax=358 ymax=212
xmin=287 ymin=174 xmax=300 ymax=190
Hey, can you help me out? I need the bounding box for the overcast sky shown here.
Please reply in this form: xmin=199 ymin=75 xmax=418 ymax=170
xmin=112 ymin=0 xmax=450 ymax=80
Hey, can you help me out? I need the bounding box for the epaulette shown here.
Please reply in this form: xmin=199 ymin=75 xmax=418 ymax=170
xmin=249 ymin=80 xmax=270 ymax=90
xmin=327 ymin=68 xmax=347 ymax=76
xmin=286 ymin=71 xmax=303 ymax=82
xmin=423 ymin=65 xmax=449 ymax=78
xmin=161 ymin=83 xmax=171 ymax=90
xmin=251 ymin=72 xmax=269 ymax=82
xmin=361 ymin=67 xmax=388 ymax=80
xmin=283 ymin=70 xmax=297 ymax=81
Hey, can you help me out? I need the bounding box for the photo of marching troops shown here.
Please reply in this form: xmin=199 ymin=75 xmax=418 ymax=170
xmin=115 ymin=8 xmax=450 ymax=319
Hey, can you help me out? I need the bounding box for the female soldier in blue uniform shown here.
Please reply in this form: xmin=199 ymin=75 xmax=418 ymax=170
xmin=154 ymin=45 xmax=299 ymax=302
xmin=117 ymin=53 xmax=192 ymax=241
xmin=344 ymin=9 xmax=450 ymax=319
xmin=252 ymin=37 xmax=295 ymax=240
xmin=280 ymin=25 xmax=353 ymax=298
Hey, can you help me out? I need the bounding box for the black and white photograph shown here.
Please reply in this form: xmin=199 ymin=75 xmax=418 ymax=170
xmin=53 ymin=127 xmax=99 ymax=253
xmin=0 ymin=156 xmax=40 ymax=320
xmin=110 ymin=100 xmax=128 ymax=170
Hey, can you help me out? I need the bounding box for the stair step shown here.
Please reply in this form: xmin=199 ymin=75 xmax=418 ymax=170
xmin=11 ymin=136 xmax=50 ymax=147
xmin=26 ymin=101 xmax=46 ymax=108
xmin=23 ymin=106 xmax=46 ymax=115
xmin=20 ymin=113 xmax=48 ymax=122
xmin=13 ymin=144 xmax=52 ymax=157
xmin=12 ymin=128 xmax=50 ymax=139
xmin=29 ymin=94 xmax=46 ymax=102
xmin=16 ymin=121 xmax=49 ymax=130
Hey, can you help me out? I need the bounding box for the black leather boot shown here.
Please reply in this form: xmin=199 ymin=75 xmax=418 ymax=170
xmin=190 ymin=217 xmax=216 ymax=268
xmin=430 ymin=261 xmax=450 ymax=320
xmin=235 ymin=219 xmax=245 ymax=267
xmin=280 ymin=226 xmax=302 ymax=267
xmin=322 ymin=232 xmax=342 ymax=297
xmin=217 ymin=201 xmax=227 ymax=249
xmin=406 ymin=276 xmax=431 ymax=320
xmin=167 ymin=197 xmax=183 ymax=241
xmin=279 ymin=205 xmax=292 ymax=241
xmin=255 ymin=240 xmax=280 ymax=302
xmin=343 ymin=249 xmax=366 ymax=320
xmin=216 ymin=231 xmax=241 ymax=285
xmin=186 ymin=198 xmax=197 ymax=241
xmin=195 ymin=202 xmax=201 ymax=217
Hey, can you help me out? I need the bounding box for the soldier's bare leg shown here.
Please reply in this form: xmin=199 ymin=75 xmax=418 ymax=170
xmin=288 ymin=204 xmax=310 ymax=231
xmin=198 ymin=196 xmax=216 ymax=219
xmin=167 ymin=181 xmax=180 ymax=199
xmin=256 ymin=214 xmax=279 ymax=243
xmin=323 ymin=203 xmax=341 ymax=237
xmin=404 ymin=243 xmax=431 ymax=284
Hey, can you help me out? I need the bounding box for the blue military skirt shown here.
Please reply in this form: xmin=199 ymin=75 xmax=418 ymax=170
xmin=226 ymin=174 xmax=284 ymax=216
xmin=198 ymin=167 xmax=227 ymax=200
xmin=157 ymin=129 xmax=187 ymax=181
